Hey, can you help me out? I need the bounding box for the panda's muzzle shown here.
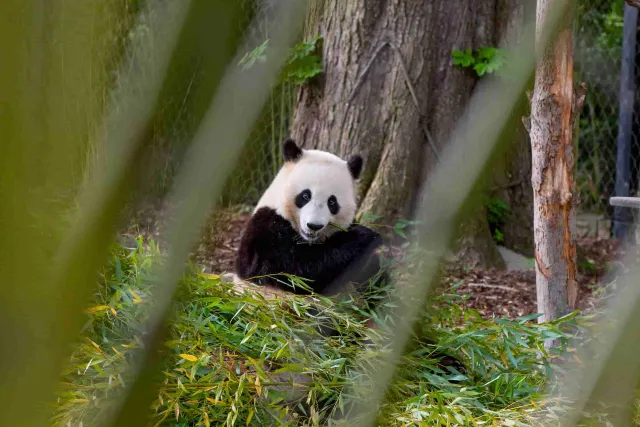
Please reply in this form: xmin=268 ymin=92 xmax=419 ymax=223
xmin=306 ymin=223 xmax=325 ymax=232
xmin=300 ymin=224 xmax=327 ymax=243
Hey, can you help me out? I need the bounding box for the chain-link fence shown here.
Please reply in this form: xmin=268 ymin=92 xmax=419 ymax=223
xmin=224 ymin=0 xmax=639 ymax=220
xmin=223 ymin=1 xmax=297 ymax=207
xmin=574 ymin=0 xmax=640 ymax=230
xmin=126 ymin=0 xmax=296 ymax=207
xmin=86 ymin=0 xmax=263 ymax=204
xmin=122 ymin=0 xmax=637 ymax=227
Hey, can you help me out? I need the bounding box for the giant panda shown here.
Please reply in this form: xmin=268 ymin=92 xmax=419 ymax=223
xmin=233 ymin=138 xmax=464 ymax=377
xmin=235 ymin=138 xmax=387 ymax=303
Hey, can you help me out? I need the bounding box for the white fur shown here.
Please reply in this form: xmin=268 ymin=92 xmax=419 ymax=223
xmin=255 ymin=149 xmax=358 ymax=242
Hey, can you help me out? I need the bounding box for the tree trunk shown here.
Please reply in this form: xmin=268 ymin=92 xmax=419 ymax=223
xmin=491 ymin=0 xmax=536 ymax=258
xmin=292 ymin=0 xmax=527 ymax=268
xmin=626 ymin=0 xmax=640 ymax=9
xmin=529 ymin=1 xmax=582 ymax=325
xmin=491 ymin=125 xmax=535 ymax=256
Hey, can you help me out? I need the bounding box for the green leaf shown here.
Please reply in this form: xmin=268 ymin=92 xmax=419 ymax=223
xmin=274 ymin=364 xmax=306 ymax=373
xmin=361 ymin=212 xmax=381 ymax=222
xmin=115 ymin=258 xmax=123 ymax=281
xmin=516 ymin=313 xmax=543 ymax=323
xmin=477 ymin=46 xmax=497 ymax=60
xmin=540 ymin=330 xmax=564 ymax=340
xmin=393 ymin=223 xmax=408 ymax=239
xmin=282 ymin=36 xmax=324 ymax=84
xmin=504 ymin=340 xmax=518 ymax=368
xmin=238 ymin=39 xmax=270 ymax=70
xmin=451 ymin=48 xmax=475 ymax=68
xmin=474 ymin=62 xmax=488 ymax=76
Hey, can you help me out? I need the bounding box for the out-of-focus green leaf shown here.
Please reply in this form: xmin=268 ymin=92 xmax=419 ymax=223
xmin=0 ymin=0 xmax=187 ymax=425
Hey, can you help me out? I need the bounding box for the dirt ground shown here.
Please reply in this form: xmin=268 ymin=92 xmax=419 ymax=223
xmin=124 ymin=204 xmax=625 ymax=320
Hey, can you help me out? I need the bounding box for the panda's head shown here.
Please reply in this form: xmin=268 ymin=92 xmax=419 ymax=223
xmin=278 ymin=139 xmax=363 ymax=243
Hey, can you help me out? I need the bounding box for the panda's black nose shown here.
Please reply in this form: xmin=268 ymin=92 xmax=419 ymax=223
xmin=307 ymin=223 xmax=324 ymax=232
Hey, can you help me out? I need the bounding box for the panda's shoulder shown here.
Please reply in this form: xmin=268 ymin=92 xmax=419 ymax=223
xmin=251 ymin=206 xmax=283 ymax=225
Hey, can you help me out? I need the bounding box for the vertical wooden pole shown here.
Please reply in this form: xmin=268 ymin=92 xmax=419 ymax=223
xmin=529 ymin=0 xmax=584 ymax=338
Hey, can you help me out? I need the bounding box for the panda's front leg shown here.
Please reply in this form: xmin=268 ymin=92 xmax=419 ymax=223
xmin=235 ymin=207 xmax=293 ymax=286
xmin=303 ymin=225 xmax=388 ymax=339
xmin=311 ymin=225 xmax=386 ymax=296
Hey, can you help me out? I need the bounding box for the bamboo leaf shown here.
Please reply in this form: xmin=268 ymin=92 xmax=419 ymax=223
xmin=179 ymin=354 xmax=198 ymax=362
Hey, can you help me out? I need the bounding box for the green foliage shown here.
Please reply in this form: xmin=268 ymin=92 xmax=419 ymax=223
xmin=451 ymin=49 xmax=475 ymax=68
xmin=393 ymin=219 xmax=421 ymax=239
xmin=54 ymin=239 xmax=589 ymax=426
xmin=239 ymin=36 xmax=324 ymax=85
xmin=486 ymin=198 xmax=509 ymax=227
xmin=238 ymin=39 xmax=269 ymax=70
xmin=576 ymin=0 xmax=624 ymax=51
xmin=485 ymin=198 xmax=510 ymax=244
xmin=580 ymin=257 xmax=597 ymax=275
xmin=452 ymin=47 xmax=507 ymax=77
xmin=360 ymin=212 xmax=381 ymax=223
xmin=282 ymin=36 xmax=324 ymax=84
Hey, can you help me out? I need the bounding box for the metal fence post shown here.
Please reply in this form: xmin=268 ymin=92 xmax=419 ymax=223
xmin=613 ymin=3 xmax=638 ymax=241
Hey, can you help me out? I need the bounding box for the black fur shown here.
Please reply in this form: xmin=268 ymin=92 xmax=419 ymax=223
xmin=294 ymin=189 xmax=311 ymax=208
xmin=283 ymin=138 xmax=303 ymax=162
xmin=235 ymin=207 xmax=384 ymax=295
xmin=347 ymin=155 xmax=363 ymax=179
xmin=327 ymin=195 xmax=340 ymax=215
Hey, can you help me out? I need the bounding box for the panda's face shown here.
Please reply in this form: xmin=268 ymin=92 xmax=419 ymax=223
xmin=257 ymin=139 xmax=363 ymax=243
xmin=284 ymin=160 xmax=357 ymax=243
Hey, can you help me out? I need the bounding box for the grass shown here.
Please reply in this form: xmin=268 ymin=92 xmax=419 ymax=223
xmin=52 ymin=237 xmax=599 ymax=426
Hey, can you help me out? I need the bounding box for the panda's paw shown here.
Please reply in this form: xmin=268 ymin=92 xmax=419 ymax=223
xmin=349 ymin=224 xmax=378 ymax=236
xmin=350 ymin=224 xmax=383 ymax=246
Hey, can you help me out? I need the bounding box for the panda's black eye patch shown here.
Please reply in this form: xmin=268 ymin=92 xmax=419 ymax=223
xmin=327 ymin=195 xmax=340 ymax=215
xmin=295 ymin=189 xmax=312 ymax=208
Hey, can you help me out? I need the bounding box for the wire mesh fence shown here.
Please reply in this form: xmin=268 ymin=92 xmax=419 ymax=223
xmin=106 ymin=0 xmax=297 ymax=207
xmin=115 ymin=0 xmax=637 ymax=231
xmin=574 ymin=0 xmax=639 ymax=233
xmin=220 ymin=0 xmax=300 ymax=206
xmin=219 ymin=0 xmax=640 ymax=230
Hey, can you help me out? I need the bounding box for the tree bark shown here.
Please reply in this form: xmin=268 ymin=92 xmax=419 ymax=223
xmin=491 ymin=0 xmax=536 ymax=257
xmin=292 ymin=0 xmax=525 ymax=268
xmin=626 ymin=0 xmax=640 ymax=9
xmin=529 ymin=1 xmax=582 ymax=325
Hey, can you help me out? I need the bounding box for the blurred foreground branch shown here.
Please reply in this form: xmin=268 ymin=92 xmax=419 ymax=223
xmin=105 ymin=1 xmax=308 ymax=425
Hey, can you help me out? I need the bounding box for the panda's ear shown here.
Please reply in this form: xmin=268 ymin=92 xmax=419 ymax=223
xmin=347 ymin=155 xmax=363 ymax=180
xmin=283 ymin=138 xmax=303 ymax=162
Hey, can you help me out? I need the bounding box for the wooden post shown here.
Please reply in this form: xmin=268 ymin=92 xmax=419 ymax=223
xmin=528 ymin=0 xmax=584 ymax=340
